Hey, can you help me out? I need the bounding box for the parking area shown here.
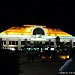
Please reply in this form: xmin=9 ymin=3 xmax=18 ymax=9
xmin=19 ymin=55 xmax=65 ymax=75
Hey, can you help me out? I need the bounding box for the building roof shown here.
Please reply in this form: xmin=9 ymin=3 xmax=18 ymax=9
xmin=0 ymin=25 xmax=72 ymax=37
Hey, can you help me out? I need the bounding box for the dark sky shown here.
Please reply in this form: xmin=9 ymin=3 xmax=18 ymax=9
xmin=0 ymin=1 xmax=75 ymax=36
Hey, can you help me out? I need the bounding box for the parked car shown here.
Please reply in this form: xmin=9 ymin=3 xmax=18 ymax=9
xmin=58 ymin=55 xmax=69 ymax=61
xmin=58 ymin=50 xmax=70 ymax=61
xmin=40 ymin=50 xmax=52 ymax=61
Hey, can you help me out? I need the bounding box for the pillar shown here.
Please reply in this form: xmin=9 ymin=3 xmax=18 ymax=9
xmin=30 ymin=40 xmax=34 ymax=44
xmin=72 ymin=39 xmax=73 ymax=48
xmin=42 ymin=41 xmax=45 ymax=44
xmin=18 ymin=39 xmax=21 ymax=50
xmin=54 ymin=39 xmax=57 ymax=49
xmin=6 ymin=38 xmax=9 ymax=49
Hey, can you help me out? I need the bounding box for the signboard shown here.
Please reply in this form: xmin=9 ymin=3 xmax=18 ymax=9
xmin=31 ymin=38 xmax=46 ymax=41
xmin=31 ymin=35 xmax=46 ymax=41
xmin=35 ymin=34 xmax=42 ymax=38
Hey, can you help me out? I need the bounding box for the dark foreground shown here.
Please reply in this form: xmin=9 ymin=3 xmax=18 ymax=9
xmin=0 ymin=49 xmax=65 ymax=75
xmin=19 ymin=57 xmax=64 ymax=75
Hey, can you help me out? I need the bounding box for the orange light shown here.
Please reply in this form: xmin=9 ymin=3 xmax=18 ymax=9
xmin=0 ymin=25 xmax=72 ymax=37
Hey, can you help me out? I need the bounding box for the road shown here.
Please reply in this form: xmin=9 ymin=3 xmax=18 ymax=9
xmin=19 ymin=57 xmax=65 ymax=75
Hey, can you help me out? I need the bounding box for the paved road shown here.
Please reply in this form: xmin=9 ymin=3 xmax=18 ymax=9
xmin=19 ymin=57 xmax=65 ymax=75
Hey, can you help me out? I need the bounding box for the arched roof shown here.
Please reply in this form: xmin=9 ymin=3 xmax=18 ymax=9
xmin=0 ymin=25 xmax=72 ymax=37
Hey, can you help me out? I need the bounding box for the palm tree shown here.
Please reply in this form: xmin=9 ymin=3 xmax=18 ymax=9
xmin=55 ymin=36 xmax=60 ymax=50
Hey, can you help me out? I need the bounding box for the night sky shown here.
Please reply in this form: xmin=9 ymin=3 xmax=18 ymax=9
xmin=0 ymin=1 xmax=75 ymax=36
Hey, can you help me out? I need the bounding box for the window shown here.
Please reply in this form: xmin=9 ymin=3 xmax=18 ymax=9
xmin=27 ymin=41 xmax=30 ymax=44
xmin=33 ymin=28 xmax=45 ymax=35
xmin=15 ymin=41 xmax=18 ymax=45
xmin=21 ymin=41 xmax=25 ymax=45
xmin=45 ymin=42 xmax=49 ymax=45
xmin=9 ymin=41 xmax=11 ymax=45
xmin=40 ymin=41 xmax=42 ymax=44
xmin=73 ymin=42 xmax=75 ymax=46
xmin=66 ymin=42 xmax=70 ymax=45
xmin=3 ymin=41 xmax=6 ymax=45
xmin=50 ymin=42 xmax=54 ymax=45
xmin=34 ymin=41 xmax=36 ymax=44
xmin=12 ymin=41 xmax=15 ymax=45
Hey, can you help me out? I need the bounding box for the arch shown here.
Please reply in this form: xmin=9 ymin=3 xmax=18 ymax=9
xmin=31 ymin=26 xmax=46 ymax=35
xmin=33 ymin=28 xmax=44 ymax=35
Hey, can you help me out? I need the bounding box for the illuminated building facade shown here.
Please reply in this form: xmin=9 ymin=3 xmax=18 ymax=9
xmin=0 ymin=25 xmax=75 ymax=50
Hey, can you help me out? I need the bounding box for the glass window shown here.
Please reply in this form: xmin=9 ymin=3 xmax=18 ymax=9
xmin=34 ymin=41 xmax=36 ymax=44
xmin=73 ymin=42 xmax=75 ymax=46
xmin=2 ymin=41 xmax=3 ymax=45
xmin=66 ymin=42 xmax=70 ymax=45
xmin=33 ymin=28 xmax=45 ymax=35
xmin=36 ymin=41 xmax=39 ymax=44
xmin=45 ymin=42 xmax=49 ymax=45
xmin=15 ymin=41 xmax=18 ymax=45
xmin=3 ymin=41 xmax=6 ymax=45
xmin=40 ymin=41 xmax=42 ymax=44
xmin=12 ymin=41 xmax=15 ymax=45
xmin=21 ymin=41 xmax=25 ymax=45
xmin=51 ymin=42 xmax=54 ymax=45
xmin=9 ymin=41 xmax=11 ymax=45
xmin=27 ymin=41 xmax=30 ymax=44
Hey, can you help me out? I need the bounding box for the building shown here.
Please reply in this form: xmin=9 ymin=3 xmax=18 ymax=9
xmin=0 ymin=25 xmax=75 ymax=50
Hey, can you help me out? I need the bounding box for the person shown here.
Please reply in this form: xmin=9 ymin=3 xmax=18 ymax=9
xmin=58 ymin=47 xmax=75 ymax=74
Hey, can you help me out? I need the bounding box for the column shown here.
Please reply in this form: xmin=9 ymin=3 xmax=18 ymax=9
xmin=71 ymin=39 xmax=73 ymax=48
xmin=6 ymin=38 xmax=9 ymax=49
xmin=42 ymin=41 xmax=45 ymax=44
xmin=54 ymin=39 xmax=57 ymax=49
xmin=30 ymin=40 xmax=34 ymax=44
xmin=18 ymin=39 xmax=21 ymax=50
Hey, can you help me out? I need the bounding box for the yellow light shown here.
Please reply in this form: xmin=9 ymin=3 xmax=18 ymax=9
xmin=60 ymin=55 xmax=69 ymax=59
xmin=0 ymin=25 xmax=72 ymax=37
xmin=66 ymin=55 xmax=69 ymax=58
